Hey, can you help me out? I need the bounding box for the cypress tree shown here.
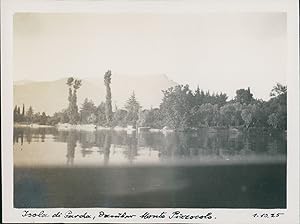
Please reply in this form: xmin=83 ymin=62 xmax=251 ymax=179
xmin=104 ymin=70 xmax=113 ymax=127
xmin=22 ymin=104 xmax=25 ymax=117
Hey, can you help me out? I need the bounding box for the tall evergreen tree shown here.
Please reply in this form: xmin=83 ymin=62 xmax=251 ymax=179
xmin=13 ymin=105 xmax=18 ymax=122
xmin=16 ymin=106 xmax=21 ymax=122
xmin=104 ymin=70 xmax=113 ymax=126
xmin=80 ymin=98 xmax=97 ymax=124
xmin=40 ymin=112 xmax=48 ymax=125
xmin=26 ymin=106 xmax=34 ymax=123
xmin=125 ymin=92 xmax=141 ymax=127
xmin=71 ymin=79 xmax=82 ymax=124
xmin=66 ymin=77 xmax=74 ymax=123
xmin=66 ymin=77 xmax=82 ymax=124
xmin=66 ymin=77 xmax=74 ymax=110
xmin=22 ymin=104 xmax=25 ymax=117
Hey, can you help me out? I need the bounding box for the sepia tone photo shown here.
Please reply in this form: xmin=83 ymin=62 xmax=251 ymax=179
xmin=13 ymin=12 xmax=287 ymax=209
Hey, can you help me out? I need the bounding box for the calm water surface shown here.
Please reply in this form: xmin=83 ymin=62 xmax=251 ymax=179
xmin=14 ymin=127 xmax=286 ymax=167
xmin=13 ymin=127 xmax=286 ymax=208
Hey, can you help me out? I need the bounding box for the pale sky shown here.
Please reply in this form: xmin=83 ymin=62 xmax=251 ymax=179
xmin=13 ymin=13 xmax=286 ymax=100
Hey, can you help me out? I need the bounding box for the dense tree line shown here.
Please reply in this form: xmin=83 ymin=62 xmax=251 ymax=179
xmin=14 ymin=71 xmax=287 ymax=131
xmin=77 ymin=91 xmax=141 ymax=127
xmin=145 ymin=83 xmax=287 ymax=131
xmin=14 ymin=105 xmax=50 ymax=125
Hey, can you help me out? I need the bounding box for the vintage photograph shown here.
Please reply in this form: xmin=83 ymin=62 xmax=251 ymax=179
xmin=13 ymin=13 xmax=287 ymax=209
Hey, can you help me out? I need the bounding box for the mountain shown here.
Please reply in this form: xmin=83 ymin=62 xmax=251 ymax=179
xmin=13 ymin=74 xmax=178 ymax=115
xmin=14 ymin=80 xmax=34 ymax=85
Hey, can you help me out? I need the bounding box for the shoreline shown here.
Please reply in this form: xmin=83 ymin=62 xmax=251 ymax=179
xmin=13 ymin=123 xmax=285 ymax=134
xmin=14 ymin=123 xmax=54 ymax=128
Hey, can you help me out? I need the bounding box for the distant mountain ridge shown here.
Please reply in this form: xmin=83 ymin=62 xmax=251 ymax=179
xmin=14 ymin=74 xmax=178 ymax=115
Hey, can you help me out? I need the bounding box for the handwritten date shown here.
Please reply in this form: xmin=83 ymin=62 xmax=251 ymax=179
xmin=253 ymin=213 xmax=284 ymax=218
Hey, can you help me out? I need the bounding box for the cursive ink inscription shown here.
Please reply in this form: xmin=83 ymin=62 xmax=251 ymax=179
xmin=169 ymin=211 xmax=214 ymax=220
xmin=20 ymin=210 xmax=216 ymax=221
xmin=140 ymin=211 xmax=167 ymax=219
xmin=98 ymin=211 xmax=136 ymax=219
xmin=22 ymin=210 xmax=49 ymax=218
xmin=64 ymin=210 xmax=92 ymax=219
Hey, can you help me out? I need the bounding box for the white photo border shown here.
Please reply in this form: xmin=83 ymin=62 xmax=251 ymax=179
xmin=1 ymin=0 xmax=299 ymax=223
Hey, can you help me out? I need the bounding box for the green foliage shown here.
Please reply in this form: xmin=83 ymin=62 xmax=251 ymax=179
xmin=194 ymin=86 xmax=228 ymax=107
xmin=192 ymin=103 xmax=219 ymax=127
xmin=219 ymin=103 xmax=243 ymax=127
xmin=267 ymin=112 xmax=280 ymax=129
xmin=266 ymin=84 xmax=287 ymax=130
xmin=14 ymin=81 xmax=286 ymax=132
xmin=14 ymin=106 xmax=22 ymax=122
xmin=104 ymin=70 xmax=113 ymax=127
xmin=39 ymin=112 xmax=48 ymax=125
xmin=270 ymin=83 xmax=287 ymax=97
xmin=26 ymin=106 xmax=34 ymax=123
xmin=96 ymin=102 xmax=107 ymax=126
xmin=48 ymin=111 xmax=66 ymax=125
xmin=66 ymin=77 xmax=74 ymax=86
xmin=235 ymin=88 xmax=253 ymax=105
xmin=66 ymin=77 xmax=82 ymax=124
xmin=241 ymin=104 xmax=258 ymax=128
xmin=160 ymin=85 xmax=194 ymax=129
xmin=74 ymin=79 xmax=82 ymax=90
xmin=14 ymin=104 xmax=27 ymax=123
xmin=22 ymin=110 xmax=50 ymax=125
xmin=112 ymin=109 xmax=128 ymax=127
xmin=159 ymin=85 xmax=230 ymax=130
xmin=22 ymin=104 xmax=25 ymax=116
xmin=125 ymin=92 xmax=141 ymax=127
xmin=139 ymin=108 xmax=162 ymax=129
xmin=80 ymin=98 xmax=97 ymax=124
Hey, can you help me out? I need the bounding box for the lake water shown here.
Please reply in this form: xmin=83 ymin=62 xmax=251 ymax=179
xmin=13 ymin=127 xmax=286 ymax=208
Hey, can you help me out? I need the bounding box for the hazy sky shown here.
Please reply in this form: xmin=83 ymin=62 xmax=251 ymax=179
xmin=14 ymin=13 xmax=286 ymax=100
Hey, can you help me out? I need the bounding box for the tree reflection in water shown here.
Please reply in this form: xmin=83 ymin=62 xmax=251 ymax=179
xmin=126 ymin=131 xmax=138 ymax=164
xmin=13 ymin=128 xmax=24 ymax=145
xmin=66 ymin=131 xmax=77 ymax=165
xmin=103 ymin=131 xmax=112 ymax=165
xmin=13 ymin=127 xmax=287 ymax=165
